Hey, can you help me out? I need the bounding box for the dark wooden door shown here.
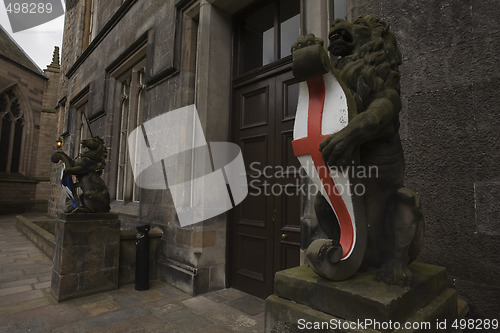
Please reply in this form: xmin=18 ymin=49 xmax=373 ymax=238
xmin=230 ymin=67 xmax=301 ymax=298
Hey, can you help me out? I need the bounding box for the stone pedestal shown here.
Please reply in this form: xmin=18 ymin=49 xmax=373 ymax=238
xmin=51 ymin=213 xmax=120 ymax=302
xmin=265 ymin=262 xmax=459 ymax=332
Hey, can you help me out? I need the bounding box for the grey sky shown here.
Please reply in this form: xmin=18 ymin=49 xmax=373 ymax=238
xmin=0 ymin=3 xmax=64 ymax=70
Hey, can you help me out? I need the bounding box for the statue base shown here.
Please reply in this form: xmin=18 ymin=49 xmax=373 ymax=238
xmin=265 ymin=263 xmax=459 ymax=332
xmin=51 ymin=213 xmax=120 ymax=302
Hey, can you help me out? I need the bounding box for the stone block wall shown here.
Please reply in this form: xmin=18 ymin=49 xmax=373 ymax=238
xmin=157 ymin=214 xmax=227 ymax=295
xmin=0 ymin=179 xmax=37 ymax=213
xmin=51 ymin=213 xmax=121 ymax=302
xmin=34 ymin=110 xmax=58 ymax=210
xmin=348 ymin=0 xmax=500 ymax=320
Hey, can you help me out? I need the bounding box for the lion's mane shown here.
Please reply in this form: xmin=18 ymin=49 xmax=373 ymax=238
xmin=81 ymin=137 xmax=107 ymax=174
xmin=334 ymin=15 xmax=402 ymax=114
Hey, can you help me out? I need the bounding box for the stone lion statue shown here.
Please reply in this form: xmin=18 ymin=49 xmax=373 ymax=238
xmin=292 ymin=15 xmax=424 ymax=286
xmin=52 ymin=137 xmax=110 ymax=213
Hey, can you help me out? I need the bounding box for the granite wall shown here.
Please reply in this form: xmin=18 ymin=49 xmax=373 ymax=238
xmin=348 ymin=0 xmax=500 ymax=320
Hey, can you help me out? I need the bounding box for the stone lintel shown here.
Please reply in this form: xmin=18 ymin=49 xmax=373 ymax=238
xmin=274 ymin=262 xmax=449 ymax=323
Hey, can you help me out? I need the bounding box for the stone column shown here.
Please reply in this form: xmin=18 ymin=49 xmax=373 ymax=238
xmin=155 ymin=0 xmax=232 ymax=296
xmin=51 ymin=213 xmax=120 ymax=302
xmin=302 ymin=0 xmax=330 ymax=42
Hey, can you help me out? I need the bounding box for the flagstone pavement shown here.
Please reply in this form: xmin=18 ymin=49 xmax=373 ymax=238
xmin=0 ymin=215 xmax=265 ymax=333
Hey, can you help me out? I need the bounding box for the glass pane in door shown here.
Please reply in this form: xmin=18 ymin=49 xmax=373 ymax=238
xmin=243 ymin=3 xmax=275 ymax=72
xmin=279 ymin=0 xmax=300 ymax=59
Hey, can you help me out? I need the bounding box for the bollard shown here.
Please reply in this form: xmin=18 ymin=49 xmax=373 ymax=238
xmin=135 ymin=224 xmax=150 ymax=290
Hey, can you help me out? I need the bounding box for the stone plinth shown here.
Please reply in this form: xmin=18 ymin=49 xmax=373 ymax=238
xmin=51 ymin=213 xmax=120 ymax=302
xmin=265 ymin=263 xmax=459 ymax=332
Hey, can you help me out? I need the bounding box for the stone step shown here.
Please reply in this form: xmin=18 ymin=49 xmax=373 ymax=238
xmin=273 ymin=262 xmax=451 ymax=323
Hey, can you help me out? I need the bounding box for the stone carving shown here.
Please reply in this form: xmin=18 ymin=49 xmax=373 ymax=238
xmin=51 ymin=137 xmax=110 ymax=213
xmin=291 ymin=15 xmax=424 ymax=286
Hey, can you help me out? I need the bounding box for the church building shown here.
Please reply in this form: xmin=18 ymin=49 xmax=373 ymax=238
xmin=0 ymin=25 xmax=60 ymax=214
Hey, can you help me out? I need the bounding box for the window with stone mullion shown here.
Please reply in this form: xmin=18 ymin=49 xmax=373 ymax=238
xmin=116 ymin=65 xmax=145 ymax=203
xmin=132 ymin=70 xmax=145 ymax=202
xmin=116 ymin=79 xmax=130 ymax=201
xmin=0 ymin=91 xmax=24 ymax=173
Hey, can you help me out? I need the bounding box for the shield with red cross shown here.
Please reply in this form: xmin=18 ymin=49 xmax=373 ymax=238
xmin=292 ymin=72 xmax=363 ymax=267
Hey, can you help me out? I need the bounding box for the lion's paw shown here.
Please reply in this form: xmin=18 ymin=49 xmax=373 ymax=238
xmin=320 ymin=133 xmax=355 ymax=168
xmin=291 ymin=34 xmax=324 ymax=53
xmin=376 ymin=258 xmax=413 ymax=287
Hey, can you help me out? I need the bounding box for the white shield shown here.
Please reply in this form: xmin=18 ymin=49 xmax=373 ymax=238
xmin=292 ymin=73 xmax=356 ymax=260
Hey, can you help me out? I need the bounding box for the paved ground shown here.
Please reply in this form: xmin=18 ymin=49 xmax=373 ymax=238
xmin=0 ymin=215 xmax=265 ymax=333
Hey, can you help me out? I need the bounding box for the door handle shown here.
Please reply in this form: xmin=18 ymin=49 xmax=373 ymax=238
xmin=281 ymin=233 xmax=287 ymax=240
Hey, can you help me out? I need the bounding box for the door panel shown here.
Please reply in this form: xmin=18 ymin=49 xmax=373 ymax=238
xmin=241 ymin=87 xmax=270 ymax=129
xmin=236 ymin=233 xmax=267 ymax=281
xmin=273 ymin=71 xmax=301 ymax=273
xmin=282 ymin=75 xmax=300 ymax=120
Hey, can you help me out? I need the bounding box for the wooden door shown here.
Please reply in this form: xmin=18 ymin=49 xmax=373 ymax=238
xmin=273 ymin=70 xmax=302 ymax=276
xmin=230 ymin=68 xmax=301 ymax=298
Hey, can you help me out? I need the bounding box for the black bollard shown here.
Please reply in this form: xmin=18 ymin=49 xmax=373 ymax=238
xmin=135 ymin=224 xmax=150 ymax=290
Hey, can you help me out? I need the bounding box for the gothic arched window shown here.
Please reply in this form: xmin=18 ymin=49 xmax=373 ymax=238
xmin=0 ymin=90 xmax=25 ymax=173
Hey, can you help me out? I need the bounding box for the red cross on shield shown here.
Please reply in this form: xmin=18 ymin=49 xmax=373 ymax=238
xmin=292 ymin=73 xmax=357 ymax=260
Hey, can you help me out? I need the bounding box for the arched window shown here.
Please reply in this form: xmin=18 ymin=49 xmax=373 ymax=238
xmin=0 ymin=90 xmax=25 ymax=173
